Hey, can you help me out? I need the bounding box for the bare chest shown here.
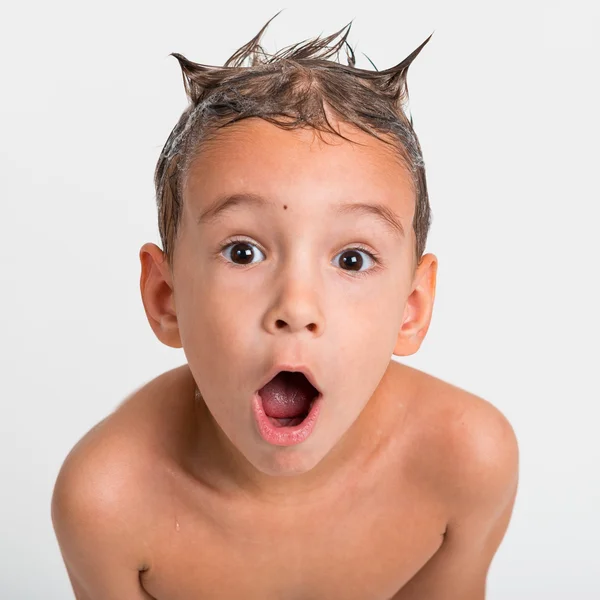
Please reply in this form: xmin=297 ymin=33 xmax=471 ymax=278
xmin=140 ymin=479 xmax=447 ymax=600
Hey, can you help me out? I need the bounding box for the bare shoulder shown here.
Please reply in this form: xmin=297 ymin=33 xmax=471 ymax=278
xmin=401 ymin=363 xmax=520 ymax=504
xmin=51 ymin=366 xmax=191 ymax=580
xmin=387 ymin=364 xmax=520 ymax=599
xmin=53 ymin=363 xmax=193 ymax=484
xmin=57 ymin=364 xmax=193 ymax=466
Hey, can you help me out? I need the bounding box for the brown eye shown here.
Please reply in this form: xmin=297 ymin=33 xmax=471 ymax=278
xmin=338 ymin=249 xmax=363 ymax=271
xmin=334 ymin=248 xmax=376 ymax=272
xmin=221 ymin=241 xmax=265 ymax=265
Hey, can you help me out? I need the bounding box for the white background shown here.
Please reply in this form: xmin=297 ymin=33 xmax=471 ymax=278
xmin=1 ymin=0 xmax=599 ymax=598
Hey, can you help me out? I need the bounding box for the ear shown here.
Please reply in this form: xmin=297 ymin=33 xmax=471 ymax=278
xmin=139 ymin=243 xmax=183 ymax=349
xmin=393 ymin=253 xmax=438 ymax=357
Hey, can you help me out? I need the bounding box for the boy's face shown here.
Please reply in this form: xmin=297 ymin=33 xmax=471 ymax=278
xmin=140 ymin=115 xmax=437 ymax=496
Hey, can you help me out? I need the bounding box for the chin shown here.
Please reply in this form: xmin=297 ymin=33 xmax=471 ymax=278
xmin=251 ymin=444 xmax=327 ymax=476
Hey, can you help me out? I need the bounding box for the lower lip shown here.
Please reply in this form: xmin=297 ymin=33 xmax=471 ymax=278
xmin=252 ymin=392 xmax=322 ymax=446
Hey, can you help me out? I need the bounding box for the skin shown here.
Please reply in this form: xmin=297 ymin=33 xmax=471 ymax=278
xmin=51 ymin=112 xmax=519 ymax=599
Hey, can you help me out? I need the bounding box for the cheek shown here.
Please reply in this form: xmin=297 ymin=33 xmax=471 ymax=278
xmin=335 ymin=289 xmax=402 ymax=359
xmin=192 ymin=292 xmax=255 ymax=347
xmin=180 ymin=298 xmax=255 ymax=397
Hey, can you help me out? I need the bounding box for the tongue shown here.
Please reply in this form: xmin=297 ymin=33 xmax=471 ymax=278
xmin=258 ymin=372 xmax=315 ymax=418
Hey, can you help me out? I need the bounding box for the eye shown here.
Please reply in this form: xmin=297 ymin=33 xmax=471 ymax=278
xmin=332 ymin=246 xmax=380 ymax=275
xmin=219 ymin=239 xmax=266 ymax=265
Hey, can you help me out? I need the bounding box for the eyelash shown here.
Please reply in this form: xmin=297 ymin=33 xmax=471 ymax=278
xmin=217 ymin=236 xmax=382 ymax=279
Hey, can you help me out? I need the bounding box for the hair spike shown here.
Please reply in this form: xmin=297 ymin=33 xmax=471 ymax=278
xmin=331 ymin=31 xmax=431 ymax=117
xmin=374 ymin=32 xmax=433 ymax=97
xmin=274 ymin=20 xmax=354 ymax=63
xmin=170 ymin=52 xmax=227 ymax=105
xmin=344 ymin=38 xmax=356 ymax=68
xmin=224 ymin=9 xmax=284 ymax=68
xmin=362 ymin=52 xmax=378 ymax=71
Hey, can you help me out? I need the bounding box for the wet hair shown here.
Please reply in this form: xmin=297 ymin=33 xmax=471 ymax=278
xmin=154 ymin=11 xmax=433 ymax=273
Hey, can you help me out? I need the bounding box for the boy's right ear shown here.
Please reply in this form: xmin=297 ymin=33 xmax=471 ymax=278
xmin=139 ymin=243 xmax=183 ymax=349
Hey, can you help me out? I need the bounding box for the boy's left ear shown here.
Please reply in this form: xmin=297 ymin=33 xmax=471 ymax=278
xmin=393 ymin=253 xmax=438 ymax=357
xmin=139 ymin=242 xmax=183 ymax=349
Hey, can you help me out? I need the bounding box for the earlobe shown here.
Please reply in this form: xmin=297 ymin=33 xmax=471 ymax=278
xmin=393 ymin=254 xmax=438 ymax=357
xmin=139 ymin=243 xmax=183 ymax=349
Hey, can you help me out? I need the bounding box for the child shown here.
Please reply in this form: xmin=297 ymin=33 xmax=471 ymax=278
xmin=51 ymin=13 xmax=519 ymax=600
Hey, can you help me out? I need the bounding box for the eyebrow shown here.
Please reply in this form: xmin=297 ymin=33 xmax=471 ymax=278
xmin=196 ymin=192 xmax=405 ymax=239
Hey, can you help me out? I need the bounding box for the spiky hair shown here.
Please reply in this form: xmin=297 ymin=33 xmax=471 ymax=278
xmin=155 ymin=11 xmax=433 ymax=271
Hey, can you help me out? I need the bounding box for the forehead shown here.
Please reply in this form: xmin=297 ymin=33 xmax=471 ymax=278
xmin=184 ymin=117 xmax=415 ymax=222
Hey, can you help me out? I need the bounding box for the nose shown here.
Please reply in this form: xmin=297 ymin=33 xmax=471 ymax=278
xmin=263 ymin=280 xmax=324 ymax=337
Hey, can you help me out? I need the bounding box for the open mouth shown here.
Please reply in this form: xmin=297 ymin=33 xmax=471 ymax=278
xmin=258 ymin=370 xmax=320 ymax=428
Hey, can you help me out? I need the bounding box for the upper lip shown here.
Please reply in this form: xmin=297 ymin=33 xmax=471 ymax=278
xmin=256 ymin=363 xmax=323 ymax=396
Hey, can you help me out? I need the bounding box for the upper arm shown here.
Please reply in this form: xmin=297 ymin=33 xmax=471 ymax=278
xmin=393 ymin=398 xmax=520 ymax=600
xmin=51 ymin=442 xmax=155 ymax=600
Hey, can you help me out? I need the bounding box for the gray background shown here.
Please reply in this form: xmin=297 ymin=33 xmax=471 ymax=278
xmin=1 ymin=0 xmax=599 ymax=597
